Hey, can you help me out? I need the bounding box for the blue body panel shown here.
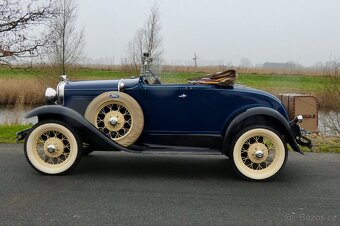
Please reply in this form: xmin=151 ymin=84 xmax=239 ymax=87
xmin=63 ymin=78 xmax=288 ymax=136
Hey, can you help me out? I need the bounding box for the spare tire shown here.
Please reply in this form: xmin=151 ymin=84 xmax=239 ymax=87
xmin=85 ymin=91 xmax=144 ymax=147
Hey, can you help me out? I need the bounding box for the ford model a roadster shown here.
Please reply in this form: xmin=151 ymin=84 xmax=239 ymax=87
xmin=17 ymin=54 xmax=313 ymax=181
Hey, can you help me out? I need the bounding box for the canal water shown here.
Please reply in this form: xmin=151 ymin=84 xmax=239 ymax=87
xmin=0 ymin=106 xmax=38 ymax=125
xmin=0 ymin=106 xmax=339 ymax=135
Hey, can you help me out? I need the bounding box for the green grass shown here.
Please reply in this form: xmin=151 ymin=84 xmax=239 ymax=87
xmin=300 ymin=135 xmax=340 ymax=153
xmin=0 ymin=124 xmax=31 ymax=143
xmin=161 ymin=72 xmax=204 ymax=83
xmin=0 ymin=67 xmax=36 ymax=78
xmin=237 ymin=73 xmax=328 ymax=93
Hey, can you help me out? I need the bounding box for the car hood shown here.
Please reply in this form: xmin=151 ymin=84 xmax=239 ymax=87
xmin=64 ymin=78 xmax=139 ymax=91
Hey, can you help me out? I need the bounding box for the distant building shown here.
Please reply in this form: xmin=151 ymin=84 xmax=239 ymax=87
xmin=262 ymin=62 xmax=301 ymax=70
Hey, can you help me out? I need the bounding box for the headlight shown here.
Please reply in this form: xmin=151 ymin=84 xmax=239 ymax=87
xmin=45 ymin=88 xmax=57 ymax=104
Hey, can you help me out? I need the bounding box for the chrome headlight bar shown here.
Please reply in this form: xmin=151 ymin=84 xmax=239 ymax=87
xmin=45 ymin=75 xmax=68 ymax=104
xmin=56 ymin=81 xmax=66 ymax=104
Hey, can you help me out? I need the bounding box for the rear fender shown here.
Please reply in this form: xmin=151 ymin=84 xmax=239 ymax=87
xmin=223 ymin=107 xmax=302 ymax=155
xmin=25 ymin=105 xmax=133 ymax=152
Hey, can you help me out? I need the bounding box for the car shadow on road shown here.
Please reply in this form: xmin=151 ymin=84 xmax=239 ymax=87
xmin=74 ymin=152 xmax=241 ymax=181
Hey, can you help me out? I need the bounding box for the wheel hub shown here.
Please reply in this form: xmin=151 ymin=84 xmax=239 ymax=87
xmin=248 ymin=143 xmax=269 ymax=164
xmin=47 ymin=145 xmax=56 ymax=153
xmin=109 ymin=117 xmax=118 ymax=126
xmin=43 ymin=137 xmax=64 ymax=158
xmin=104 ymin=111 xmax=125 ymax=131
xmin=255 ymin=150 xmax=264 ymax=158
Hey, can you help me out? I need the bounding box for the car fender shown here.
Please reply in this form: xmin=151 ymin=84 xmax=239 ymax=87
xmin=25 ymin=105 xmax=135 ymax=152
xmin=223 ymin=107 xmax=301 ymax=154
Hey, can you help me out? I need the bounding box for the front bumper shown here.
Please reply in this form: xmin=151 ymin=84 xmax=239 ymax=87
xmin=16 ymin=128 xmax=31 ymax=143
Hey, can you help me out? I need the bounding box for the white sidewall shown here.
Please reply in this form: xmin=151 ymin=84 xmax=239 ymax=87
xmin=233 ymin=128 xmax=286 ymax=180
xmin=26 ymin=123 xmax=78 ymax=174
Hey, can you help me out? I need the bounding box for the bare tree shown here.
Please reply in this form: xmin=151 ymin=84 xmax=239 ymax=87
xmin=128 ymin=28 xmax=144 ymax=71
xmin=0 ymin=0 xmax=57 ymax=65
xmin=48 ymin=0 xmax=84 ymax=75
xmin=127 ymin=4 xmax=163 ymax=71
xmin=144 ymin=4 xmax=162 ymax=60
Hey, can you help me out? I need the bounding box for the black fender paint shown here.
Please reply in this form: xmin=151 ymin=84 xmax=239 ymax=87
xmin=25 ymin=105 xmax=139 ymax=153
xmin=223 ymin=107 xmax=302 ymax=154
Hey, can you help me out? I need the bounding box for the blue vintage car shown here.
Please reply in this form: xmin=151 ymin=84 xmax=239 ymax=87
xmin=17 ymin=55 xmax=311 ymax=181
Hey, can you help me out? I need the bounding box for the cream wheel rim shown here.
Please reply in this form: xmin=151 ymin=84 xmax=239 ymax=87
xmin=26 ymin=123 xmax=78 ymax=174
xmin=233 ymin=128 xmax=285 ymax=180
xmin=95 ymin=101 xmax=132 ymax=140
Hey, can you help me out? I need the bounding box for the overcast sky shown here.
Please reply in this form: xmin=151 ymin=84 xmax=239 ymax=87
xmin=77 ymin=0 xmax=340 ymax=66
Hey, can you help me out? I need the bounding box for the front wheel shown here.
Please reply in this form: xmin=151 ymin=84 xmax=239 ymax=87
xmin=24 ymin=121 xmax=82 ymax=175
xmin=230 ymin=126 xmax=287 ymax=181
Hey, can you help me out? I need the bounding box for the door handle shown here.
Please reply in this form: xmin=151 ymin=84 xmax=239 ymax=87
xmin=178 ymin=94 xmax=187 ymax=98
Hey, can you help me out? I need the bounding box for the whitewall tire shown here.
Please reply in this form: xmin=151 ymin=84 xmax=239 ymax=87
xmin=24 ymin=121 xmax=82 ymax=175
xmin=230 ymin=126 xmax=287 ymax=181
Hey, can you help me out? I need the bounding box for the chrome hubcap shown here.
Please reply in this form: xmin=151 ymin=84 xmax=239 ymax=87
xmin=255 ymin=150 xmax=264 ymax=158
xmin=109 ymin=117 xmax=118 ymax=126
xmin=47 ymin=145 xmax=56 ymax=153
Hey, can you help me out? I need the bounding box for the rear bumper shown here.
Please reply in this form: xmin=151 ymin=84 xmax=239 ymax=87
xmin=290 ymin=116 xmax=313 ymax=151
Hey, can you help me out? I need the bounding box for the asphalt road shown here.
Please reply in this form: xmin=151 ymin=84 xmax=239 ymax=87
xmin=0 ymin=144 xmax=339 ymax=226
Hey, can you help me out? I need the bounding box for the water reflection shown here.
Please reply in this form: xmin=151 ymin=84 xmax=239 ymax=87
xmin=0 ymin=106 xmax=38 ymax=125
xmin=318 ymin=111 xmax=340 ymax=136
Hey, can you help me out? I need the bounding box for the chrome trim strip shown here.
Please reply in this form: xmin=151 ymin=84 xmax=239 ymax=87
xmin=118 ymin=79 xmax=125 ymax=92
xmin=56 ymin=81 xmax=66 ymax=105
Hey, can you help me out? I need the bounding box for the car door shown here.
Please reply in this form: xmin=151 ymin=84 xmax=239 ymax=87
xmin=133 ymin=83 xmax=232 ymax=134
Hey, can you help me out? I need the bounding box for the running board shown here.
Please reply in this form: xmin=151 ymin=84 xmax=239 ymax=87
xmin=139 ymin=150 xmax=222 ymax=155
xmin=127 ymin=144 xmax=222 ymax=155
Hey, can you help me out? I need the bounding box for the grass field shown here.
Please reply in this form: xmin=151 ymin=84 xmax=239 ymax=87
xmin=0 ymin=66 xmax=339 ymax=108
xmin=0 ymin=124 xmax=31 ymax=143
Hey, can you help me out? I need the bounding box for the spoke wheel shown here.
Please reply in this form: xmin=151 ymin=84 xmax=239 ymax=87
xmin=85 ymin=92 xmax=144 ymax=147
xmin=231 ymin=127 xmax=287 ymax=181
xmin=25 ymin=121 xmax=81 ymax=175
xmin=96 ymin=101 xmax=132 ymax=140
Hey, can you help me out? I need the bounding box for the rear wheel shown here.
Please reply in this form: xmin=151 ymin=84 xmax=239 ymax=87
xmin=230 ymin=126 xmax=287 ymax=181
xmin=24 ymin=121 xmax=82 ymax=175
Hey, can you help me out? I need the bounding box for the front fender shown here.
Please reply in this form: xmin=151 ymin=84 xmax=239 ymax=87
xmin=25 ymin=105 xmax=134 ymax=152
xmin=223 ymin=107 xmax=302 ymax=154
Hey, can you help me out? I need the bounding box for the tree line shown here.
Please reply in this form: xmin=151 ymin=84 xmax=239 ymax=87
xmin=0 ymin=0 xmax=85 ymax=75
xmin=0 ymin=0 xmax=162 ymax=75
